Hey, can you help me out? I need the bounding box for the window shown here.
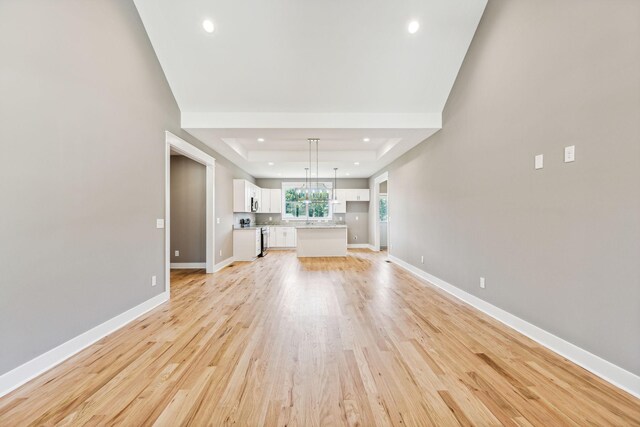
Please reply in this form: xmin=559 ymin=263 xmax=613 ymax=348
xmin=282 ymin=182 xmax=332 ymax=220
xmin=379 ymin=195 xmax=388 ymax=222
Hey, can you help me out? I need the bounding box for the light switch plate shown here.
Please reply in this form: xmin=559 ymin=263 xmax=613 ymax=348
xmin=175 ymin=250 xmax=179 ymax=257
xmin=564 ymin=145 xmax=575 ymax=163
xmin=156 ymin=219 xmax=165 ymax=229
xmin=535 ymin=154 xmax=544 ymax=170
xmin=216 ymin=218 xmax=220 ymax=224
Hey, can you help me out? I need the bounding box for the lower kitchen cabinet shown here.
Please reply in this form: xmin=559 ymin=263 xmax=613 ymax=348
xmin=269 ymin=226 xmax=297 ymax=248
xmin=233 ymin=228 xmax=261 ymax=261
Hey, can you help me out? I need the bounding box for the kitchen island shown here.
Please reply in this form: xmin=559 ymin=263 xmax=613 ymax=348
xmin=295 ymin=225 xmax=347 ymax=257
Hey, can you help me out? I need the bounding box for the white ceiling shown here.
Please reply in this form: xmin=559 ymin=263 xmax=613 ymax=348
xmin=134 ymin=0 xmax=487 ymax=178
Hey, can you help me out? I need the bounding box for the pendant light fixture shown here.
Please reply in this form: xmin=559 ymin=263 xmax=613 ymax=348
xmin=331 ymin=167 xmax=339 ymax=203
xmin=304 ymin=167 xmax=310 ymax=204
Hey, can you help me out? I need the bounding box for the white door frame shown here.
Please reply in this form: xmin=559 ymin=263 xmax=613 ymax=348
xmin=373 ymin=172 xmax=389 ymax=252
xmin=165 ymin=131 xmax=216 ymax=294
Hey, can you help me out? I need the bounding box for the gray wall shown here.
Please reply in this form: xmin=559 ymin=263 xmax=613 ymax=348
xmin=369 ymin=0 xmax=640 ymax=375
xmin=256 ymin=178 xmax=370 ymax=245
xmin=0 ymin=0 xmax=253 ymax=375
xmin=170 ymin=156 xmax=206 ymax=263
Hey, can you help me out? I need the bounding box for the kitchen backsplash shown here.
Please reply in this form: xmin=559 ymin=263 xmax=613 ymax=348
xmin=234 ymin=213 xmax=256 ymax=227
xmin=255 ymin=213 xmax=346 ymax=226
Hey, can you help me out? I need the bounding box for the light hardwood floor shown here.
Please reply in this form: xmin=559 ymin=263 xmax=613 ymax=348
xmin=1 ymin=250 xmax=638 ymax=426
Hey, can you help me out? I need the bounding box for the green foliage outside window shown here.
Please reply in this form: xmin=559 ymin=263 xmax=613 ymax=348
xmin=283 ymin=184 xmax=331 ymax=219
xmin=379 ymin=196 xmax=388 ymax=221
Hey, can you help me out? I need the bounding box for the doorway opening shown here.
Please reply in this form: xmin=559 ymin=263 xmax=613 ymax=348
xmin=169 ymin=152 xmax=207 ymax=269
xmin=373 ymin=172 xmax=389 ymax=253
xmin=165 ymin=132 xmax=215 ymax=294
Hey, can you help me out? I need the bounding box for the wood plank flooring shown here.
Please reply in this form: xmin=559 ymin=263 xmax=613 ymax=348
xmin=0 ymin=250 xmax=638 ymax=426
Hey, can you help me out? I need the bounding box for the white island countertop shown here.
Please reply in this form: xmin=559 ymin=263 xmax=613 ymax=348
xmin=257 ymin=224 xmax=346 ymax=229
xmin=294 ymin=224 xmax=347 ymax=229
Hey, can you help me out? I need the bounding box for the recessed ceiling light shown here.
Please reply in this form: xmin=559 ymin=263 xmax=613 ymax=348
xmin=363 ymin=137 xmax=370 ymax=142
xmin=354 ymin=162 xmax=360 ymax=166
xmin=277 ymin=173 xmax=282 ymax=176
xmin=345 ymin=172 xmax=351 ymax=176
xmin=202 ymin=20 xmax=215 ymax=33
xmin=257 ymin=138 xmax=265 ymax=142
xmin=408 ymin=20 xmax=420 ymax=34
xmin=268 ymin=162 xmax=274 ymax=166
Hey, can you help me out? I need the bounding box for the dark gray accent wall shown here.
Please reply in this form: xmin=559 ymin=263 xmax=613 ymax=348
xmin=369 ymin=0 xmax=640 ymax=375
xmin=170 ymin=156 xmax=206 ymax=263
xmin=0 ymin=0 xmax=252 ymax=375
xmin=255 ymin=178 xmax=370 ymax=244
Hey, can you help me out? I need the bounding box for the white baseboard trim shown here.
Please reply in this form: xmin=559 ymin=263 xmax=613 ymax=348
xmin=0 ymin=291 xmax=169 ymax=398
xmin=348 ymin=244 xmax=375 ymax=250
xmin=213 ymin=257 xmax=235 ymax=272
xmin=170 ymin=262 xmax=206 ymax=269
xmin=388 ymin=255 xmax=640 ymax=399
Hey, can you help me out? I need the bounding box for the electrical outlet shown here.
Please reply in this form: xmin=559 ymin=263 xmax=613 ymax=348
xmin=421 ymin=255 xmax=424 ymax=264
xmin=151 ymin=275 xmax=157 ymax=287
xmin=564 ymin=145 xmax=575 ymax=163
xmin=269 ymin=217 xmax=272 ymax=221
xmin=175 ymin=250 xmax=179 ymax=257
xmin=354 ymin=235 xmax=358 ymax=240
xmin=156 ymin=219 xmax=165 ymax=229
xmin=535 ymin=154 xmax=543 ymax=170
xmin=480 ymin=277 xmax=485 ymax=289
xmin=216 ymin=217 xmax=220 ymax=224
xmin=219 ymin=249 xmax=222 ymax=257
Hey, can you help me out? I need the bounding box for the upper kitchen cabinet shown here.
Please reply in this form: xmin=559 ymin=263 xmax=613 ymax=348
xmin=270 ymin=189 xmax=282 ymax=213
xmin=332 ymin=188 xmax=369 ymax=213
xmin=259 ymin=188 xmax=282 ymax=213
xmin=233 ymin=179 xmax=260 ymax=213
xmin=337 ymin=188 xmax=370 ymax=202
xmin=345 ymin=189 xmax=370 ymax=202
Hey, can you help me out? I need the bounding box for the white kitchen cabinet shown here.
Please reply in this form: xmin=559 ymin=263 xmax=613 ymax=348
xmin=334 ymin=189 xmax=347 ymax=213
xmin=233 ymin=228 xmax=261 ymax=261
xmin=268 ymin=227 xmax=276 ymax=248
xmin=270 ymin=189 xmax=282 ymax=213
xmin=233 ymin=179 xmax=261 ymax=213
xmin=343 ymin=189 xmax=370 ymax=202
xmin=257 ymin=188 xmax=282 ymax=214
xmin=355 ymin=189 xmax=370 ymax=201
xmin=285 ymin=227 xmax=296 ymax=247
xmin=260 ymin=188 xmax=271 ymax=213
xmin=333 ymin=200 xmax=346 ymax=214
xmin=271 ymin=226 xmax=296 ymax=248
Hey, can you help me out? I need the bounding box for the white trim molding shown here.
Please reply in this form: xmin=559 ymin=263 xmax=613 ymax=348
xmin=170 ymin=262 xmax=206 ymax=269
xmin=388 ymin=255 xmax=640 ymax=399
xmin=0 ymin=292 xmax=169 ymax=398
xmin=165 ymin=131 xmax=216 ymax=290
xmin=214 ymin=257 xmax=235 ymax=272
xmin=372 ymin=172 xmax=389 ymax=252
xmin=348 ymin=244 xmax=375 ymax=250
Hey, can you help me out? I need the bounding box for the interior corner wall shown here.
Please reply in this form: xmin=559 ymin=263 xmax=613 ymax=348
xmin=0 ymin=0 xmax=253 ymax=375
xmin=369 ymin=0 xmax=640 ymax=375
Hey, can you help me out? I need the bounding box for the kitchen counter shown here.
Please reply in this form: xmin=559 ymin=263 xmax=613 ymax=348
xmin=256 ymin=224 xmax=346 ymax=229
xmin=294 ymin=224 xmax=347 ymax=229
xmin=296 ymin=226 xmax=347 ymax=257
